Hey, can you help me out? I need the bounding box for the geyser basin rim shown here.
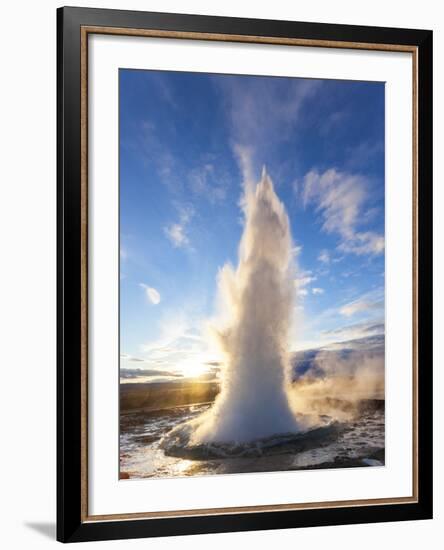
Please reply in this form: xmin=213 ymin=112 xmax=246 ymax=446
xmin=161 ymin=417 xmax=339 ymax=460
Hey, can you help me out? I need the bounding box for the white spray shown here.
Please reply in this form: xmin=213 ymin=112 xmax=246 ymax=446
xmin=191 ymin=168 xmax=301 ymax=444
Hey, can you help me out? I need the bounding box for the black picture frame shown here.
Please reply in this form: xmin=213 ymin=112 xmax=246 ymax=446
xmin=57 ymin=6 xmax=433 ymax=543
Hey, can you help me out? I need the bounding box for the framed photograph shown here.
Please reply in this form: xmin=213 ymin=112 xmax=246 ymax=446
xmin=57 ymin=6 xmax=433 ymax=543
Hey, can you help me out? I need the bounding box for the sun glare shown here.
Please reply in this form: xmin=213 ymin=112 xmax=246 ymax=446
xmin=179 ymin=359 xmax=209 ymax=379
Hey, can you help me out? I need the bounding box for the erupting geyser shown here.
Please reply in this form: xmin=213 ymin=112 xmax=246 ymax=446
xmin=162 ymin=168 xmax=305 ymax=455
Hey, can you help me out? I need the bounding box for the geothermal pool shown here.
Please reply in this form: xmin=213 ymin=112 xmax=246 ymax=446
xmin=119 ymin=400 xmax=385 ymax=479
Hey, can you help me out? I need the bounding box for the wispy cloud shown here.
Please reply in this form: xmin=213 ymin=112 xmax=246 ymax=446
xmin=188 ymin=162 xmax=228 ymax=203
xmin=120 ymin=368 xmax=182 ymax=381
xmin=120 ymin=353 xmax=144 ymax=362
xmin=150 ymin=73 xmax=177 ymax=109
xmin=302 ymin=168 xmax=384 ymax=256
xmin=339 ymin=232 xmax=384 ymax=256
xmin=312 ymin=287 xmax=324 ymax=295
xmin=292 ymin=244 xmax=303 ymax=257
xmin=139 ymin=283 xmax=161 ymax=305
xmin=294 ymin=273 xmax=316 ymax=288
xmin=138 ymin=311 xmax=219 ymax=374
xmin=339 ymin=298 xmax=383 ymax=317
xmin=319 ymin=110 xmax=348 ymax=136
xmin=164 ymin=223 xmax=189 ymax=248
xmin=217 ymin=77 xmax=321 ymax=183
xmin=138 ymin=120 xmax=182 ymax=194
xmin=221 ymin=77 xmax=320 ymax=149
xmin=321 ymin=320 xmax=384 ymax=341
xmin=294 ymin=271 xmax=317 ymax=297
xmin=233 ymin=143 xmax=256 ymax=186
xmin=141 ymin=313 xmax=192 ymax=353
xmin=318 ymin=249 xmax=330 ymax=264
xmin=164 ymin=204 xmax=193 ymax=249
xmin=345 ymin=139 xmax=384 ymax=171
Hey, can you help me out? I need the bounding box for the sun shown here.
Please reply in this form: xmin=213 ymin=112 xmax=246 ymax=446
xmin=179 ymin=358 xmax=210 ymax=379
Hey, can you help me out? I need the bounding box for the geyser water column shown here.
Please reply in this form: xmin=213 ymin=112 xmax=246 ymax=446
xmin=189 ymin=168 xmax=301 ymax=445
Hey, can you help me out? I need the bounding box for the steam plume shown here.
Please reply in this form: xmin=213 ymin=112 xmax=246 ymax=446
xmin=191 ymin=168 xmax=301 ymax=444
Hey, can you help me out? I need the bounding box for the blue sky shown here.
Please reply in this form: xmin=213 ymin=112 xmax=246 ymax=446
xmin=119 ymin=69 xmax=385 ymax=378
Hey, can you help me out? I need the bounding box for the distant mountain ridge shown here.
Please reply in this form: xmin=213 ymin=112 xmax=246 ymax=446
xmin=291 ymin=334 xmax=385 ymax=381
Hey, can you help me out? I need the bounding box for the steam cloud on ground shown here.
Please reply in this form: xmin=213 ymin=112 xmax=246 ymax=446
xmin=290 ymin=335 xmax=385 ymax=420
